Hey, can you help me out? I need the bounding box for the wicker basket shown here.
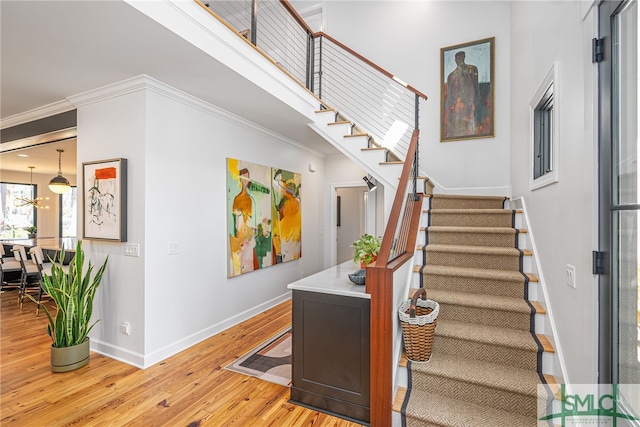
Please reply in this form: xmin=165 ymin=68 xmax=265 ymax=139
xmin=398 ymin=288 xmax=439 ymax=362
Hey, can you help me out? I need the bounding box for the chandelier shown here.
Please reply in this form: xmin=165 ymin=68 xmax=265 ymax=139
xmin=16 ymin=166 xmax=49 ymax=209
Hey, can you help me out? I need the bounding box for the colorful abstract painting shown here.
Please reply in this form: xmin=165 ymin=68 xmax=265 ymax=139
xmin=271 ymin=168 xmax=301 ymax=264
xmin=83 ymin=158 xmax=127 ymax=241
xmin=226 ymin=158 xmax=301 ymax=278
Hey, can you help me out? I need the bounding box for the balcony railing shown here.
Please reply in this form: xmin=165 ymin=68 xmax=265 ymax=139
xmin=202 ymin=0 xmax=426 ymax=164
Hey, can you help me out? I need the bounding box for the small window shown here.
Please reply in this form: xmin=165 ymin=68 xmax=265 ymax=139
xmin=534 ymin=84 xmax=553 ymax=179
xmin=0 ymin=182 xmax=36 ymax=239
xmin=530 ymin=64 xmax=559 ymax=190
xmin=60 ymin=186 xmax=77 ymax=238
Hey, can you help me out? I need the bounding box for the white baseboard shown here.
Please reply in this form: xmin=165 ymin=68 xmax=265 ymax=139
xmin=91 ymin=291 xmax=292 ymax=369
xmin=90 ymin=339 xmax=145 ymax=369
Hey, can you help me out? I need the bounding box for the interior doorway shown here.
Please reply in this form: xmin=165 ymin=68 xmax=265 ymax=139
xmin=332 ymin=183 xmax=377 ymax=266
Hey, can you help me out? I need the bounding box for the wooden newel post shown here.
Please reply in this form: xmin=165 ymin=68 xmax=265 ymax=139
xmin=367 ymin=265 xmax=393 ymax=427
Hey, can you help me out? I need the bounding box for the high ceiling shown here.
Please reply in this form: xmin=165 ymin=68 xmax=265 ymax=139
xmin=0 ymin=0 xmax=337 ymax=175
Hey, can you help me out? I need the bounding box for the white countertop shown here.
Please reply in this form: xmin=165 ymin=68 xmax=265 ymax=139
xmin=287 ymin=261 xmax=371 ymax=299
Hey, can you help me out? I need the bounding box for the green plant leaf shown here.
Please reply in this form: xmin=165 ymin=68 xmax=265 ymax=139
xmin=35 ymin=240 xmax=108 ymax=348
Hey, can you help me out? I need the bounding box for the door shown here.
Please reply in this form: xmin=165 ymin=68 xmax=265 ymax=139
xmin=598 ymin=0 xmax=640 ymax=416
xmin=336 ymin=187 xmax=366 ymax=263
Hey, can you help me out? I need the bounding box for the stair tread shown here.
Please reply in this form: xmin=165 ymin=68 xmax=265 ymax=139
xmin=531 ymin=300 xmax=546 ymax=314
xmin=314 ymin=108 xmax=335 ymax=113
xmin=425 ymin=243 xmax=530 ymax=256
xmin=361 ymin=147 xmax=385 ymax=151
xmin=328 ymin=120 xmax=353 ymax=126
xmin=345 ymin=133 xmax=370 ymax=138
xmin=380 ymin=161 xmax=403 ymax=165
xmin=392 ymin=387 xmax=406 ymax=412
xmin=409 ymin=352 xmax=542 ymax=396
xmin=424 ymin=225 xmax=523 ymax=234
xmin=426 ymin=208 xmax=522 ymax=214
xmin=398 ymin=387 xmax=535 ymax=426
xmin=428 ymin=289 xmax=535 ymax=314
xmin=435 ymin=319 xmax=542 ymax=352
xmin=415 ymin=264 xmax=538 ymax=282
xmin=431 ymin=194 xmax=509 ymax=201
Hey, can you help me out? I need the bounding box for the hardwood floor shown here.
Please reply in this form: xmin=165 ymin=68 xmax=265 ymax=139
xmin=0 ymin=290 xmax=362 ymax=426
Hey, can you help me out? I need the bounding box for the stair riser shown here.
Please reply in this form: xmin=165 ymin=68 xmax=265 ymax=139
xmin=433 ymin=335 xmax=539 ymax=372
xmin=425 ymin=251 xmax=523 ymax=271
xmin=311 ymin=120 xmax=402 ymax=192
xmin=437 ymin=303 xmax=531 ymax=331
xmin=417 ymin=230 xmax=528 ymax=249
xmin=412 ymin=372 xmax=538 ymax=417
xmin=430 ymin=198 xmax=506 ymax=210
xmin=429 ymin=213 xmax=514 ymax=228
xmin=420 ymin=273 xmax=527 ymax=299
xmin=425 ymin=230 xmax=519 ymax=248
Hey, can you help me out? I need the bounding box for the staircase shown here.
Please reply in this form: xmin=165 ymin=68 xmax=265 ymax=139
xmin=395 ymin=194 xmax=556 ymax=426
xmin=310 ymin=108 xmax=404 ymax=191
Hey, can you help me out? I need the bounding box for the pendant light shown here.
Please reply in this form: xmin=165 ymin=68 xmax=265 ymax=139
xmin=16 ymin=166 xmax=49 ymax=209
xmin=48 ymin=149 xmax=71 ymax=194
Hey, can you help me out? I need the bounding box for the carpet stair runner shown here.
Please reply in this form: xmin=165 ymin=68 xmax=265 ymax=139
xmin=400 ymin=194 xmax=550 ymax=427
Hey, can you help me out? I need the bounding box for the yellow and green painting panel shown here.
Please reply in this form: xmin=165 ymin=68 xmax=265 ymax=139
xmin=227 ymin=158 xmax=301 ymax=278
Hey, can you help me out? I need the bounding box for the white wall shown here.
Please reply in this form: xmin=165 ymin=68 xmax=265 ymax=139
xmin=509 ymin=1 xmax=597 ymax=384
xmin=143 ymin=82 xmax=327 ymax=363
xmin=321 ymin=1 xmax=511 ymax=194
xmin=1 ymin=169 xmax=77 ymax=238
xmin=71 ymin=76 xmax=335 ymax=367
xmin=73 ymin=84 xmax=148 ymax=365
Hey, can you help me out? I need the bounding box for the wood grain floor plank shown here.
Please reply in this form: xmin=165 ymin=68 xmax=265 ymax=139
xmin=0 ymin=291 xmax=361 ymax=426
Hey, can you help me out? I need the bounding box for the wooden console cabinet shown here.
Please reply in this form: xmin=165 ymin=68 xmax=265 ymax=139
xmin=288 ymin=262 xmax=371 ymax=425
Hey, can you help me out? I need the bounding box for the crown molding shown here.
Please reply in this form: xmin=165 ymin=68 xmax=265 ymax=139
xmin=67 ymin=75 xmax=150 ymax=108
xmin=0 ymin=100 xmax=75 ymax=130
xmin=67 ymin=74 xmax=326 ymax=158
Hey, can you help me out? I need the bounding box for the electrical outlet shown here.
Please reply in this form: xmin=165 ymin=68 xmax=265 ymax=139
xmin=566 ymin=264 xmax=576 ymax=288
xmin=168 ymin=242 xmax=179 ymax=255
xmin=124 ymin=243 xmax=140 ymax=257
xmin=121 ymin=322 xmax=131 ymax=335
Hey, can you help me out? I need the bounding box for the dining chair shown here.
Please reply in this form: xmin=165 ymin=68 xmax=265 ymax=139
xmin=1 ymin=245 xmax=23 ymax=292
xmin=29 ymin=246 xmax=69 ymax=315
xmin=13 ymin=245 xmax=40 ymax=309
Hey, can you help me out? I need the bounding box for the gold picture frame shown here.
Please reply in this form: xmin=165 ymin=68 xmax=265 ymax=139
xmin=440 ymin=37 xmax=495 ymax=142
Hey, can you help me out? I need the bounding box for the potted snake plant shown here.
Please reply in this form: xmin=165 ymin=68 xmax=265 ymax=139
xmin=30 ymin=240 xmax=108 ymax=372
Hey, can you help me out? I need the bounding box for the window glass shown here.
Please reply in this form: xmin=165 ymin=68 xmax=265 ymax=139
xmin=534 ymin=84 xmax=554 ymax=180
xmin=0 ymin=182 xmax=36 ymax=239
xmin=60 ymin=187 xmax=77 ymax=238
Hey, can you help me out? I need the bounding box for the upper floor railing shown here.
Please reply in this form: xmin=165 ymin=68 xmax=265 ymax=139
xmin=200 ymin=0 xmax=426 ymax=165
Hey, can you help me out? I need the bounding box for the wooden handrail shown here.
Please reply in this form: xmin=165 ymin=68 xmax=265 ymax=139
xmin=279 ymin=0 xmax=315 ymax=35
xmin=314 ymin=32 xmax=428 ymax=101
xmin=279 ymin=0 xmax=427 ymax=101
xmin=371 ymin=129 xmax=420 ymax=268
xmin=366 ymin=129 xmax=422 ymax=427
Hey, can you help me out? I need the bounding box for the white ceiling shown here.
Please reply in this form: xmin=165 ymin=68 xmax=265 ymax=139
xmin=0 ymin=0 xmax=337 ymax=174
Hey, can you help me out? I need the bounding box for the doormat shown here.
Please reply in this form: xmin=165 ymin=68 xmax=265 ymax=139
xmin=224 ymin=328 xmax=292 ymax=387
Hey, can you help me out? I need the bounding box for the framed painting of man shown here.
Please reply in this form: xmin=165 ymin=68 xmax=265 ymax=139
xmin=440 ymin=37 xmax=495 ymax=142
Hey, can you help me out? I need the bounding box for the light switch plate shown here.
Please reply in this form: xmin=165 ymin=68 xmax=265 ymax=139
xmin=124 ymin=243 xmax=140 ymax=257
